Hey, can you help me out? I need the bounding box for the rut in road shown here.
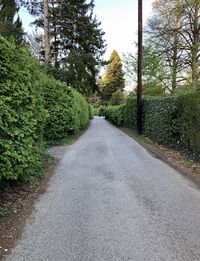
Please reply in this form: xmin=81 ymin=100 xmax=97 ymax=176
xmin=6 ymin=117 xmax=200 ymax=261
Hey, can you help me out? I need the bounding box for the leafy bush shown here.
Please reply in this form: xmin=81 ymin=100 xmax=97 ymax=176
xmin=93 ymin=108 xmax=100 ymax=116
xmin=0 ymin=38 xmax=90 ymax=182
xmin=42 ymin=77 xmax=89 ymax=141
xmin=100 ymin=105 xmax=125 ymax=126
xmin=101 ymin=92 xmax=200 ymax=156
xmin=88 ymin=105 xmax=94 ymax=119
xmin=109 ymin=90 xmax=125 ymax=106
xmin=124 ymin=96 xmax=137 ymax=129
xmin=0 ymin=38 xmax=46 ymax=181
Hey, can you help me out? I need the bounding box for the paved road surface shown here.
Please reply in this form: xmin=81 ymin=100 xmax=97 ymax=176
xmin=6 ymin=117 xmax=200 ymax=261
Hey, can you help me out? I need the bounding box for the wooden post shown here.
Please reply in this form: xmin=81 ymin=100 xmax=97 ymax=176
xmin=44 ymin=0 xmax=50 ymax=62
xmin=137 ymin=0 xmax=143 ymax=134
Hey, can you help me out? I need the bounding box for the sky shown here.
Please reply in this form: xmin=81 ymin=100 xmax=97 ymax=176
xmin=20 ymin=0 xmax=154 ymax=59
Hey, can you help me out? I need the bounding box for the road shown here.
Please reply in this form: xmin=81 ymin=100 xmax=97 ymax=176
xmin=6 ymin=117 xmax=200 ymax=261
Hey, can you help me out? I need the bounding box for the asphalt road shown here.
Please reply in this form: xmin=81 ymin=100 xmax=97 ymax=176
xmin=6 ymin=117 xmax=200 ymax=261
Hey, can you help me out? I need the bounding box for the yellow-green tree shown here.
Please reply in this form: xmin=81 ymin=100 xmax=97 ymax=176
xmin=101 ymin=50 xmax=125 ymax=103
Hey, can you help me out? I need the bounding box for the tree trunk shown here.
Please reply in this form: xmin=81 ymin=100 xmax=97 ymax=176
xmin=44 ymin=0 xmax=50 ymax=62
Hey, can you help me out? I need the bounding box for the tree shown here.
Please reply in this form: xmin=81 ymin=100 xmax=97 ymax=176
xmin=146 ymin=0 xmax=200 ymax=91
xmin=0 ymin=0 xmax=24 ymax=45
xmin=123 ymin=45 xmax=165 ymax=96
xmin=101 ymin=50 xmax=125 ymax=103
xmin=110 ymin=90 xmax=125 ymax=106
xmin=23 ymin=0 xmax=106 ymax=96
xmin=146 ymin=0 xmax=185 ymax=92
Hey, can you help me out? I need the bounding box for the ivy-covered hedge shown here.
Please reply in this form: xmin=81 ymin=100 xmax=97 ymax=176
xmin=176 ymin=93 xmax=200 ymax=154
xmin=142 ymin=97 xmax=178 ymax=146
xmin=100 ymin=93 xmax=200 ymax=156
xmin=0 ymin=38 xmax=90 ymax=181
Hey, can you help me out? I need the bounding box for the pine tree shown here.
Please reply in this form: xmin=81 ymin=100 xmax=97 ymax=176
xmin=101 ymin=50 xmax=125 ymax=102
xmin=0 ymin=0 xmax=24 ymax=45
xmin=24 ymin=0 xmax=106 ymax=96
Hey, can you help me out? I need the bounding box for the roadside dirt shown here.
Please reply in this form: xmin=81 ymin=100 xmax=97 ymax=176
xmin=121 ymin=127 xmax=200 ymax=189
xmin=0 ymin=144 xmax=70 ymax=260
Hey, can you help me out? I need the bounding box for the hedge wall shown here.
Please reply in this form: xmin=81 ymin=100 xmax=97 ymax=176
xmin=176 ymin=93 xmax=200 ymax=154
xmin=41 ymin=78 xmax=89 ymax=141
xmin=142 ymin=97 xmax=178 ymax=146
xmin=100 ymin=93 xmax=200 ymax=156
xmin=0 ymin=38 xmax=46 ymax=181
xmin=0 ymin=38 xmax=90 ymax=181
xmin=124 ymin=96 xmax=137 ymax=128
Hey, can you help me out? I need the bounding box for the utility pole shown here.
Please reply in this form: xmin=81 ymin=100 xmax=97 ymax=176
xmin=44 ymin=0 xmax=50 ymax=62
xmin=137 ymin=0 xmax=143 ymax=134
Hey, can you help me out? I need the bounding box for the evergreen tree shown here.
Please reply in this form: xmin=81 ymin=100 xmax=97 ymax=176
xmin=0 ymin=0 xmax=24 ymax=45
xmin=101 ymin=50 xmax=125 ymax=103
xmin=24 ymin=0 xmax=106 ymax=96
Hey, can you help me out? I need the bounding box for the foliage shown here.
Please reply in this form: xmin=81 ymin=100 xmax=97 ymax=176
xmin=24 ymin=0 xmax=106 ymax=96
xmin=101 ymin=50 xmax=125 ymax=103
xmin=0 ymin=38 xmax=46 ymax=181
xmin=124 ymin=96 xmax=137 ymax=128
xmin=101 ymin=91 xmax=200 ymax=156
xmin=88 ymin=105 xmax=94 ymax=120
xmin=109 ymin=90 xmax=125 ymax=106
xmin=41 ymin=76 xmax=89 ymax=141
xmin=100 ymin=105 xmax=126 ymax=127
xmin=142 ymin=97 xmax=178 ymax=146
xmin=93 ymin=108 xmax=100 ymax=116
xmin=0 ymin=37 xmax=90 ymax=182
xmin=123 ymin=46 xmax=166 ymax=95
xmin=176 ymin=93 xmax=200 ymax=155
xmin=0 ymin=0 xmax=24 ymax=45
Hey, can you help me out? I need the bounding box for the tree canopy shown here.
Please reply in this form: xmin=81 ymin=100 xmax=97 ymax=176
xmin=101 ymin=50 xmax=125 ymax=103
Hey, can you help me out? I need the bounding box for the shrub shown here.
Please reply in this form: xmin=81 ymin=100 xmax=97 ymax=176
xmin=124 ymin=96 xmax=137 ymax=129
xmin=100 ymin=105 xmax=125 ymax=126
xmin=0 ymin=38 xmax=46 ymax=181
xmin=42 ymin=77 xmax=89 ymax=141
xmin=88 ymin=105 xmax=94 ymax=119
xmin=109 ymin=90 xmax=125 ymax=106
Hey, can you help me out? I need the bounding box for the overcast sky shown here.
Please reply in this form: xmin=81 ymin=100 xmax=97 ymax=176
xmin=20 ymin=0 xmax=154 ymax=59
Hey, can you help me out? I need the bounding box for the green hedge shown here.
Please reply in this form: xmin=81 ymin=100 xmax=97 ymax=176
xmin=39 ymin=77 xmax=89 ymax=141
xmin=100 ymin=105 xmax=125 ymax=126
xmin=0 ymin=38 xmax=47 ymax=181
xmin=101 ymin=93 xmax=200 ymax=156
xmin=0 ymin=38 xmax=90 ymax=181
xmin=142 ymin=97 xmax=178 ymax=146
xmin=124 ymin=96 xmax=137 ymax=128
xmin=176 ymin=93 xmax=200 ymax=154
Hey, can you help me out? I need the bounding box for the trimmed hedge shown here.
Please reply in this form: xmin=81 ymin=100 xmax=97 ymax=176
xmin=142 ymin=97 xmax=178 ymax=146
xmin=100 ymin=105 xmax=125 ymax=126
xmin=176 ymin=93 xmax=200 ymax=154
xmin=124 ymin=96 xmax=137 ymax=128
xmin=101 ymin=93 xmax=200 ymax=156
xmin=0 ymin=38 xmax=47 ymax=181
xmin=42 ymin=77 xmax=89 ymax=141
xmin=0 ymin=38 xmax=90 ymax=181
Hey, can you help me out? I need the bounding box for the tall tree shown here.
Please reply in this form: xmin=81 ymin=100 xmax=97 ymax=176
xmin=101 ymin=50 xmax=125 ymax=102
xmin=146 ymin=0 xmax=185 ymax=92
xmin=123 ymin=45 xmax=166 ymax=96
xmin=0 ymin=0 xmax=24 ymax=45
xmin=23 ymin=0 xmax=106 ymax=96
